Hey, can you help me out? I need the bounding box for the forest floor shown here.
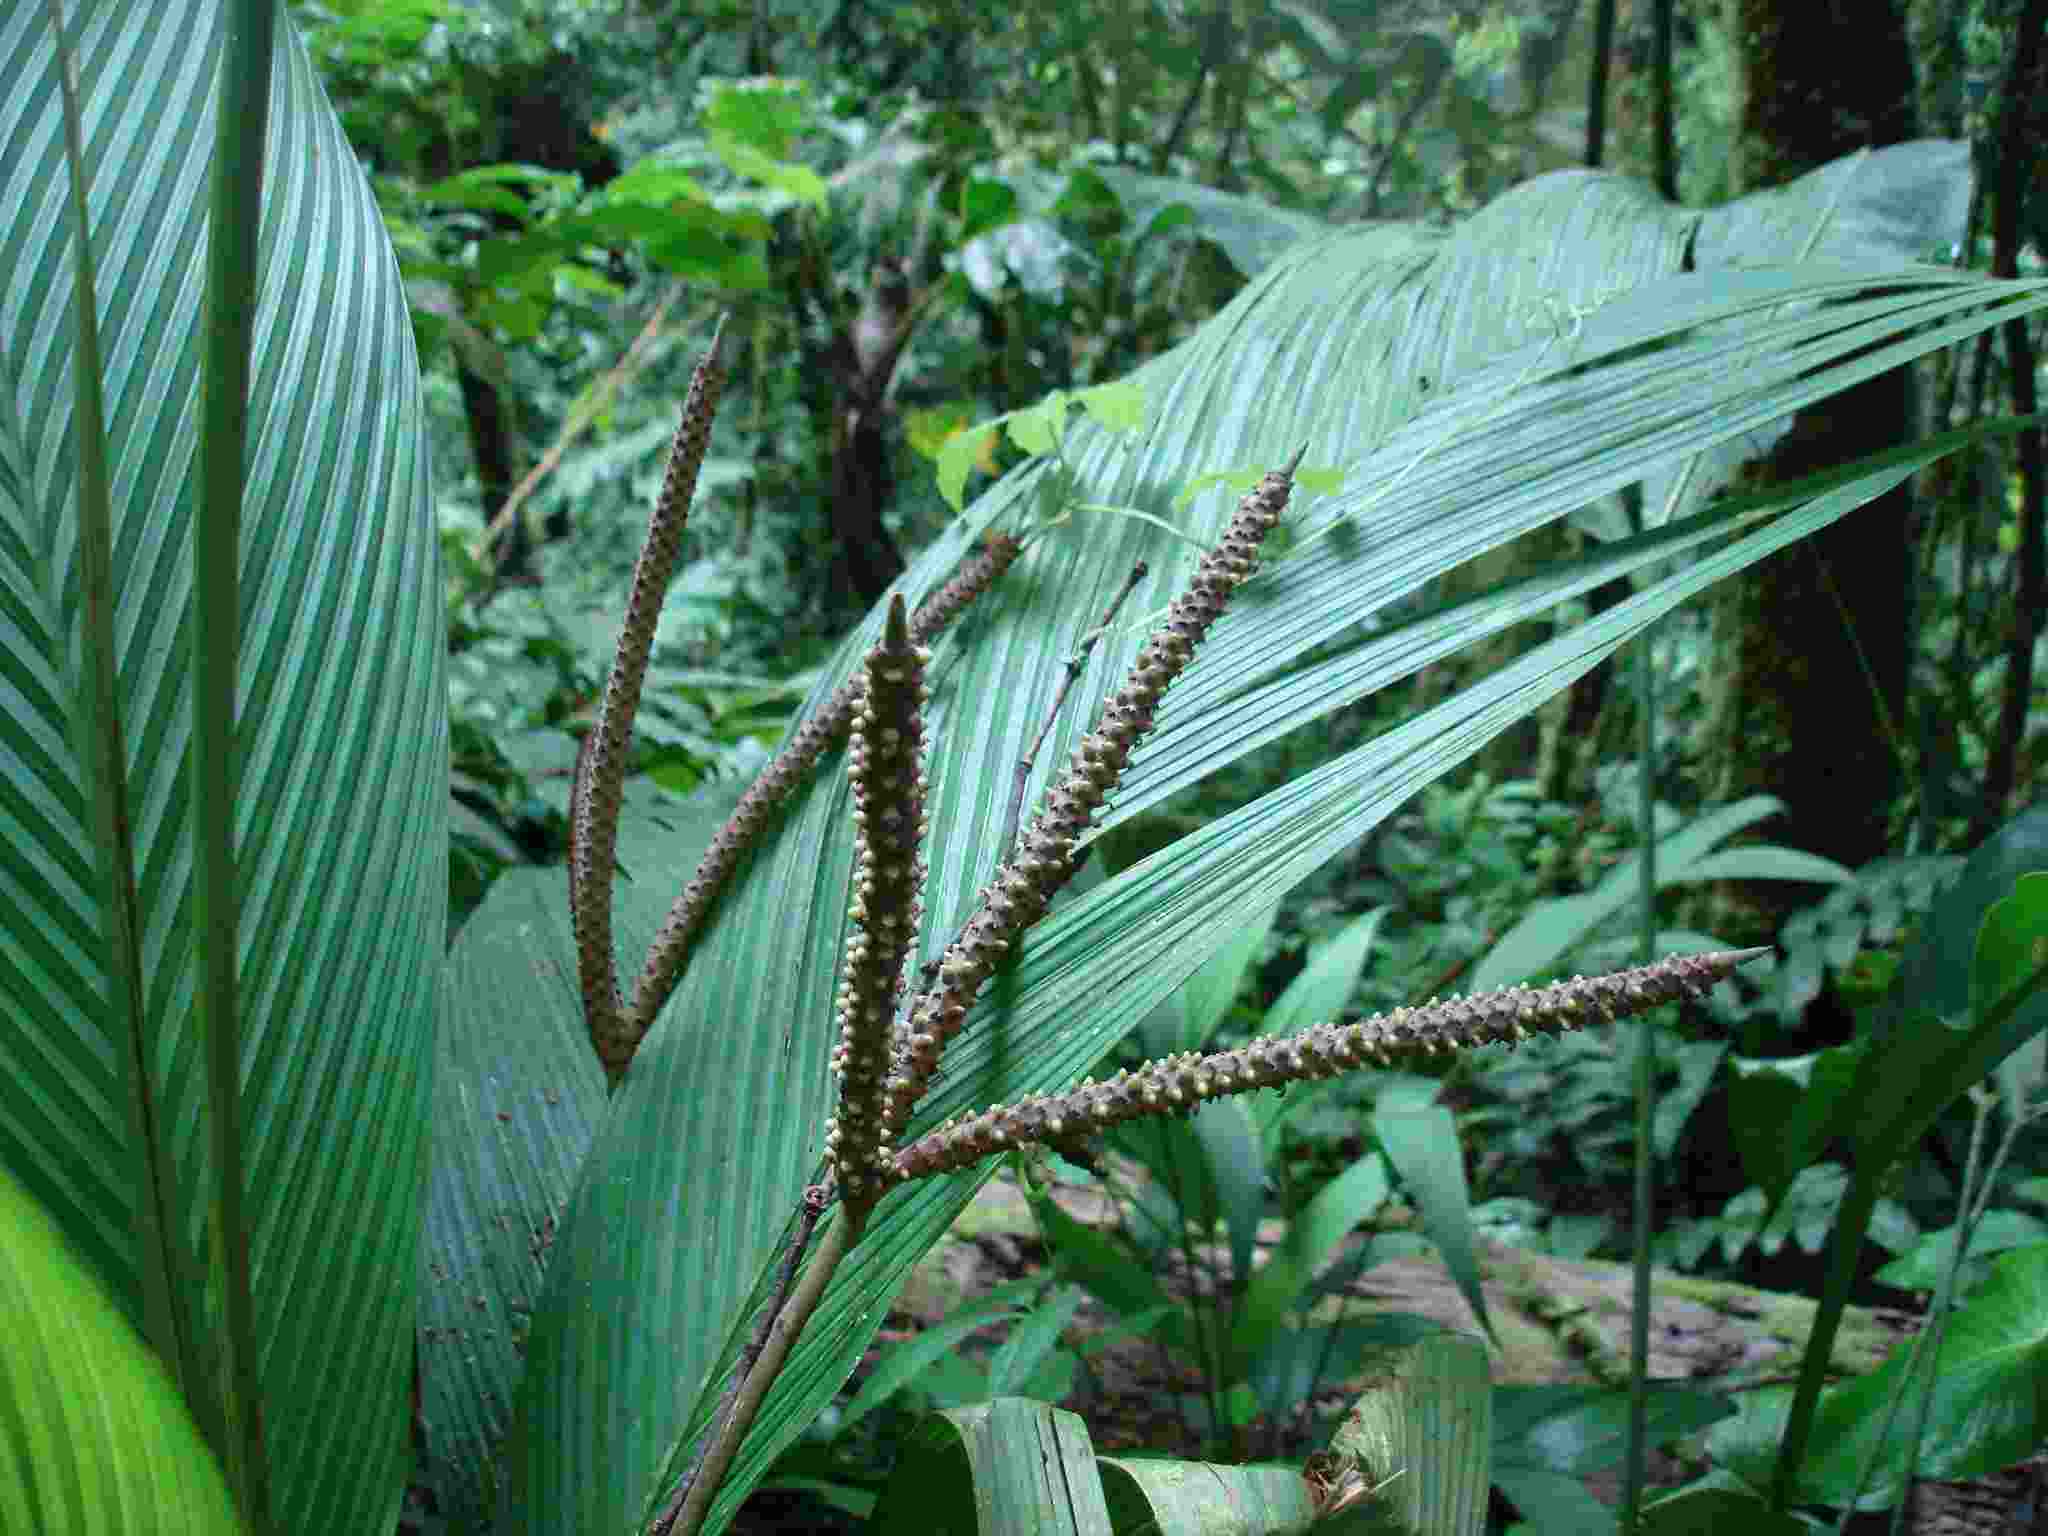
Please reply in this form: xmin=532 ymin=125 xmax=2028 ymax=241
xmin=728 ymin=1164 xmax=2045 ymax=1534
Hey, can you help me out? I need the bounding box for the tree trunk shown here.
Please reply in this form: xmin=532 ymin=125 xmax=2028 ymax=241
xmin=1701 ymin=0 xmax=1917 ymax=934
xmin=458 ymin=360 xmax=526 ymax=583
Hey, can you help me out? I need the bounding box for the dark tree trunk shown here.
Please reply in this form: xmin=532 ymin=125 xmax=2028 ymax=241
xmin=1968 ymin=0 xmax=2048 ymax=843
xmin=827 ymin=398 xmax=906 ymax=607
xmin=1702 ymin=0 xmax=1918 ymax=930
xmin=459 ymin=361 xmax=526 ymax=582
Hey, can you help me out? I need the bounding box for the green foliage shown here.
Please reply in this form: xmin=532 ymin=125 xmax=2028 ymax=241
xmin=1655 ymin=840 xmax=2048 ymax=1521
xmin=0 ymin=1165 xmax=244 ymax=1535
xmin=4 ymin=5 xmax=444 ymax=1531
xmin=1470 ymin=794 xmax=1851 ymax=994
xmin=13 ymin=4 xmax=2048 ymax=1533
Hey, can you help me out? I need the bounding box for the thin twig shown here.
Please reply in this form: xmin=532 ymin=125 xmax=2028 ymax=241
xmin=473 ymin=284 xmax=688 ymax=566
xmin=999 ymin=561 xmax=1149 ymax=859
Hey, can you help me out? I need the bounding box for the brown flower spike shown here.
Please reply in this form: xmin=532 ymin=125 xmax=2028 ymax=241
xmin=879 ymin=448 xmax=1307 ymax=1143
xmin=826 ymin=595 xmax=931 ymax=1209
xmin=622 ymin=533 xmax=1020 ymax=1050
xmin=572 ymin=318 xmax=728 ymax=1079
xmin=889 ymin=949 xmax=1763 ymax=1186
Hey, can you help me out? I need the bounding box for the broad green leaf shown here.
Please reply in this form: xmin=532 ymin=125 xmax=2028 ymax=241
xmin=1490 ymin=1466 xmax=1614 ymax=1535
xmin=1493 ymin=1384 xmax=1732 ymax=1536
xmin=1636 ymin=139 xmax=1972 ymax=531
xmin=1 ymin=6 xmax=442 ymax=1530
xmin=1845 ymin=864 xmax=2048 ymax=1164
xmin=505 ymin=155 xmax=2048 ymax=1534
xmin=1725 ymin=1045 xmax=1865 ymax=1206
xmin=1870 ymin=803 xmax=2048 ymax=1046
xmin=0 ymin=1163 xmax=244 ymax=1535
xmin=1329 ymin=1333 xmax=1492 ymax=1536
xmin=869 ymin=1399 xmax=1111 ymax=1536
xmin=1097 ymin=1455 xmax=1314 ymax=1534
xmin=423 ymin=804 xmax=706 ymax=1528
xmin=1492 ymin=1384 xmax=1733 ymax=1476
xmin=1802 ymin=1243 xmax=2048 ymax=1506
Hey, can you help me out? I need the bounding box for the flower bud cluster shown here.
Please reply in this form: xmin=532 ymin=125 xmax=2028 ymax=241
xmin=623 ymin=533 xmax=1021 ymax=1052
xmin=826 ymin=596 xmax=932 ymax=1204
xmin=576 ymin=323 xmax=729 ymax=1077
xmin=887 ymin=949 xmax=1760 ymax=1185
xmin=879 ymin=452 xmax=1304 ymax=1142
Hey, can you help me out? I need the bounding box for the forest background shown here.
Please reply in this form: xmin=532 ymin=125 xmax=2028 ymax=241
xmin=6 ymin=0 xmax=2047 ymax=1533
xmin=311 ymin=0 xmax=2047 ymax=1528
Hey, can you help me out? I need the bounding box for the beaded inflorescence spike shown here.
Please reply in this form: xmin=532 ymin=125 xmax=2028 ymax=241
xmin=878 ymin=450 xmax=1306 ymax=1144
xmin=572 ymin=320 xmax=729 ymax=1079
xmin=887 ymin=949 xmax=1764 ymax=1185
xmin=620 ymin=533 xmax=1022 ymax=1055
xmin=826 ymin=595 xmax=931 ymax=1206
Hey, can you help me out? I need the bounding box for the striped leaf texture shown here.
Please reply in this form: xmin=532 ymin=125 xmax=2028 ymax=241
xmin=0 ymin=3 xmax=443 ymax=1529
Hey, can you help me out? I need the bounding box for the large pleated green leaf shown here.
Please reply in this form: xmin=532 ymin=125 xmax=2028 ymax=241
xmin=504 ymin=155 xmax=2044 ymax=1535
xmin=419 ymin=786 xmax=743 ymax=1528
xmin=0 ymin=4 xmax=442 ymax=1531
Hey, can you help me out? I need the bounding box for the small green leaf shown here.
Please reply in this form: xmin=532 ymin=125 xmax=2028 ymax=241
xmin=938 ymin=425 xmax=1001 ymax=511
xmin=1006 ymin=392 xmax=1070 ymax=457
xmin=840 ymin=1281 xmax=1037 ymax=1432
xmin=1031 ymin=1189 xmax=1185 ymax=1356
xmin=1232 ymin=1151 xmax=1388 ymax=1375
xmin=1636 ymin=1484 xmax=1808 ymax=1536
xmin=988 ymin=1287 xmax=1085 ymax=1398
xmin=1725 ymin=1044 xmax=1864 ymax=1206
xmin=1373 ymin=1104 xmax=1494 ymax=1341
xmin=708 ymin=134 xmax=828 ymax=207
xmin=1071 ymin=379 xmax=1146 ymax=435
xmin=1147 ymin=902 xmax=1277 ymax=1055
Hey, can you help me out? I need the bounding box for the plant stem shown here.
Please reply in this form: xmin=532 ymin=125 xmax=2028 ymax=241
xmin=655 ymin=1202 xmax=861 ymax=1536
xmin=1620 ymin=623 xmax=1660 ymax=1534
xmin=1771 ymin=1167 xmax=1883 ymax=1509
